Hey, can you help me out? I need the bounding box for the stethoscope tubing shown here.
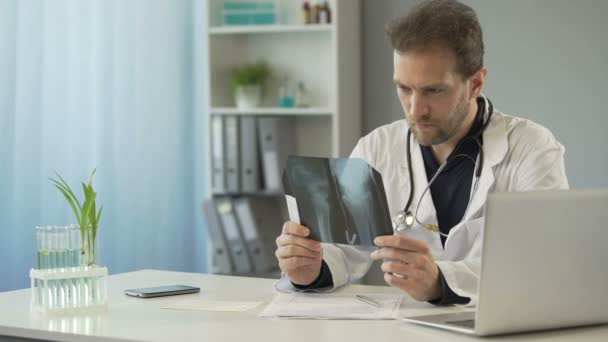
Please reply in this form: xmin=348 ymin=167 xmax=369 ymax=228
xmin=397 ymin=96 xmax=494 ymax=233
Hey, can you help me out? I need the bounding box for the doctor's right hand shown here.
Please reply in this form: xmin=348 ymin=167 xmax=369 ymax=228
xmin=275 ymin=221 xmax=323 ymax=286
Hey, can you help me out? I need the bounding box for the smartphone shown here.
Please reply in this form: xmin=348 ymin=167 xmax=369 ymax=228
xmin=124 ymin=285 xmax=200 ymax=298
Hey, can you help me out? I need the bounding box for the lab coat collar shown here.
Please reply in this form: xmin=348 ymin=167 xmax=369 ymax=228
xmin=462 ymin=109 xmax=508 ymax=218
xmin=445 ymin=110 xmax=509 ymax=245
xmin=399 ymin=96 xmax=508 ymax=170
xmin=479 ymin=100 xmax=509 ymax=169
xmin=402 ymin=107 xmax=509 ymax=247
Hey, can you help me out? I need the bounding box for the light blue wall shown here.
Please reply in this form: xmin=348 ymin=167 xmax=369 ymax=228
xmin=0 ymin=0 xmax=208 ymax=292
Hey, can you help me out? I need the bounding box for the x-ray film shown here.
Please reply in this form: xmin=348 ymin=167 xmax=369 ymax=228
xmin=282 ymin=156 xmax=393 ymax=246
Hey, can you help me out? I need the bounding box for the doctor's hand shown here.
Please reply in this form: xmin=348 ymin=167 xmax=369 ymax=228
xmin=275 ymin=221 xmax=323 ymax=286
xmin=371 ymin=235 xmax=441 ymax=302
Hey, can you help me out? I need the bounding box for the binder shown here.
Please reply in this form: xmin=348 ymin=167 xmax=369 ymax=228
xmin=240 ymin=116 xmax=261 ymax=193
xmin=224 ymin=115 xmax=241 ymax=193
xmin=202 ymin=199 xmax=234 ymax=274
xmin=232 ymin=197 xmax=281 ymax=274
xmin=257 ymin=117 xmax=295 ymax=192
xmin=211 ymin=115 xmax=226 ymax=192
xmin=216 ymin=197 xmax=252 ymax=274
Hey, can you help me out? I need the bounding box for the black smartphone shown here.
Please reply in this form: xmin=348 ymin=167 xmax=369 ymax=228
xmin=124 ymin=285 xmax=200 ymax=298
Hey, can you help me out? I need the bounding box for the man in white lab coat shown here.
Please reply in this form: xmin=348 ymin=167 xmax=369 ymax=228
xmin=274 ymin=0 xmax=568 ymax=305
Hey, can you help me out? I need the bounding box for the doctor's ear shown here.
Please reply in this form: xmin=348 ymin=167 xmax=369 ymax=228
xmin=468 ymin=67 xmax=487 ymax=98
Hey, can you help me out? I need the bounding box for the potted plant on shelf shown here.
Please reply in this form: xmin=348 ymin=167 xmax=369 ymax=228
xmin=231 ymin=62 xmax=270 ymax=109
xmin=50 ymin=169 xmax=103 ymax=267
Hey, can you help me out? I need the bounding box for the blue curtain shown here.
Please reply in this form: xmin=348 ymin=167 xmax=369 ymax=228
xmin=0 ymin=0 xmax=208 ymax=292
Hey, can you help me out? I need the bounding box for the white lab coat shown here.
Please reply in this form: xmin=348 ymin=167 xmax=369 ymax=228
xmin=275 ymin=110 xmax=569 ymax=306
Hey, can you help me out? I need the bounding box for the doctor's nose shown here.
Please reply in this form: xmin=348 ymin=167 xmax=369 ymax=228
xmin=408 ymin=94 xmax=430 ymax=119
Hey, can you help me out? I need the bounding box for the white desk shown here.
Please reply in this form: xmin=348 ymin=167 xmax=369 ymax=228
xmin=0 ymin=270 xmax=606 ymax=342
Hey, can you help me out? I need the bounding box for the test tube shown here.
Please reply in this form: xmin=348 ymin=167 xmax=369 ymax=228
xmin=70 ymin=224 xmax=81 ymax=267
xmin=35 ymin=226 xmax=45 ymax=270
xmin=69 ymin=224 xmax=80 ymax=307
xmin=35 ymin=226 xmax=45 ymax=307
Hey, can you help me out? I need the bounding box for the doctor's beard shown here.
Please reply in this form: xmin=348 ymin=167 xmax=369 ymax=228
xmin=407 ymin=91 xmax=471 ymax=146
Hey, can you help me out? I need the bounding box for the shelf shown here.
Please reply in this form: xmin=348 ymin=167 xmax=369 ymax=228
xmin=210 ymin=107 xmax=334 ymax=116
xmin=209 ymin=24 xmax=334 ymax=35
xmin=212 ymin=191 xmax=284 ymax=197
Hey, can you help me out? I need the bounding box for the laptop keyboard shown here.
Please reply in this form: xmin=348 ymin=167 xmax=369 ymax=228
xmin=446 ymin=319 xmax=476 ymax=329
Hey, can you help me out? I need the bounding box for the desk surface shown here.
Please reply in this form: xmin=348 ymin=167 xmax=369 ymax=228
xmin=0 ymin=270 xmax=606 ymax=342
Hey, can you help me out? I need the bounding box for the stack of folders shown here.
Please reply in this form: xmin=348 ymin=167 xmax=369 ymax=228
xmin=211 ymin=115 xmax=295 ymax=194
xmin=203 ymin=196 xmax=284 ymax=276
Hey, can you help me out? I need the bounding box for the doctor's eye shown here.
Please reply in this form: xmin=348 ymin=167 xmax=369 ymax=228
xmin=397 ymin=85 xmax=412 ymax=94
xmin=425 ymin=88 xmax=444 ymax=95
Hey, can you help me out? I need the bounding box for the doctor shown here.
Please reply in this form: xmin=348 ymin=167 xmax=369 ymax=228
xmin=274 ymin=0 xmax=568 ymax=305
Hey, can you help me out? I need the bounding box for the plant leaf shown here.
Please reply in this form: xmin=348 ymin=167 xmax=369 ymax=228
xmin=95 ymin=205 xmax=103 ymax=226
xmin=81 ymin=191 xmax=96 ymax=228
xmin=89 ymin=191 xmax=97 ymax=225
xmin=51 ymin=172 xmax=82 ymax=209
xmin=82 ymin=183 xmax=97 ymax=224
xmin=49 ymin=178 xmax=81 ymax=209
xmin=88 ymin=168 xmax=96 ymax=187
xmin=53 ymin=184 xmax=81 ymax=223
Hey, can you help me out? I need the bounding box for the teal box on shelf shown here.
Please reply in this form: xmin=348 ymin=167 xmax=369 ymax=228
xmin=222 ymin=2 xmax=277 ymax=26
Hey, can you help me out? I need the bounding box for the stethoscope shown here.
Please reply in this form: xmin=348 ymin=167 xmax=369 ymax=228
xmin=392 ymin=96 xmax=494 ymax=235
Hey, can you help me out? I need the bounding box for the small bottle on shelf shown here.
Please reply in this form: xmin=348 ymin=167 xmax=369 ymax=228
xmin=322 ymin=1 xmax=332 ymax=24
xmin=278 ymin=77 xmax=295 ymax=108
xmin=302 ymin=1 xmax=312 ymax=25
xmin=313 ymin=0 xmax=322 ymax=24
xmin=295 ymin=82 xmax=310 ymax=107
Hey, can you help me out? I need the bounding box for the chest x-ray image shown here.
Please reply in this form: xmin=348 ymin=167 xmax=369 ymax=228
xmin=282 ymin=156 xmax=393 ymax=246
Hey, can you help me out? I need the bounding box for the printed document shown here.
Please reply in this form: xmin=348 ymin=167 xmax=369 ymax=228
xmin=260 ymin=292 xmax=403 ymax=320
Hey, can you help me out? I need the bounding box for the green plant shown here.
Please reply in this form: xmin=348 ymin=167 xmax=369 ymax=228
xmin=230 ymin=62 xmax=270 ymax=93
xmin=49 ymin=169 xmax=103 ymax=265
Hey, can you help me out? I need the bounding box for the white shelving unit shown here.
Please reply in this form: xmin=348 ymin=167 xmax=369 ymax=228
xmin=203 ymin=0 xmax=360 ymax=275
xmin=210 ymin=107 xmax=333 ymax=116
xmin=204 ymin=0 xmax=361 ymax=198
xmin=209 ymin=24 xmax=334 ymax=35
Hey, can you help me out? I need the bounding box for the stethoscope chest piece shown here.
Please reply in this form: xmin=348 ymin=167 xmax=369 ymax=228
xmin=392 ymin=211 xmax=415 ymax=232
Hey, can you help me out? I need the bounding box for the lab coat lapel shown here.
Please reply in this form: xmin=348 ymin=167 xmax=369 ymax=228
xmin=446 ymin=112 xmax=509 ymax=243
xmin=405 ymin=133 xmax=443 ymax=254
xmin=410 ymin=138 xmax=437 ymax=223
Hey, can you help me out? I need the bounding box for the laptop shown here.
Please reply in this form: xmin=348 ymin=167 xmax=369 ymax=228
xmin=401 ymin=188 xmax=608 ymax=336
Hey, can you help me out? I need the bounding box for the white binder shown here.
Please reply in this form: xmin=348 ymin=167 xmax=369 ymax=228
xmin=240 ymin=116 xmax=261 ymax=193
xmin=202 ymin=199 xmax=234 ymax=274
xmin=232 ymin=197 xmax=281 ymax=274
xmin=257 ymin=117 xmax=295 ymax=192
xmin=211 ymin=116 xmax=225 ymax=192
xmin=224 ymin=116 xmax=241 ymax=193
xmin=216 ymin=197 xmax=252 ymax=274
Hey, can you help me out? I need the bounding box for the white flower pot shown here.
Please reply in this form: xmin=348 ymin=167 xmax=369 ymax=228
xmin=235 ymin=85 xmax=262 ymax=109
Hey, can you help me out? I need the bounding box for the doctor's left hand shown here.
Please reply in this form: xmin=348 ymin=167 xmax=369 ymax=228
xmin=371 ymin=235 xmax=441 ymax=302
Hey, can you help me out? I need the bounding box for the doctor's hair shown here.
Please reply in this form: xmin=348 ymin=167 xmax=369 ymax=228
xmin=386 ymin=0 xmax=484 ymax=79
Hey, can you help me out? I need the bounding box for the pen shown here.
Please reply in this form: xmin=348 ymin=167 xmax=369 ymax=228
xmin=356 ymin=294 xmax=382 ymax=307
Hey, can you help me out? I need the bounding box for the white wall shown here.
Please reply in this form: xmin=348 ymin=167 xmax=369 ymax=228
xmin=361 ymin=0 xmax=608 ymax=188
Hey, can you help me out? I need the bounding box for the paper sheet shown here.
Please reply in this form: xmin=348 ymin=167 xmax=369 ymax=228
xmin=162 ymin=299 xmax=262 ymax=312
xmin=259 ymin=293 xmax=403 ymax=320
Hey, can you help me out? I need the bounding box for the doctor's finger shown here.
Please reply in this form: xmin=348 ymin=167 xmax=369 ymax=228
xmin=282 ymin=221 xmax=311 ymax=237
xmin=276 ymin=233 xmax=322 ymax=252
xmin=384 ymin=272 xmax=418 ymax=293
xmin=381 ymin=261 xmax=421 ymax=280
xmin=276 ymin=244 xmax=321 ymax=259
xmin=371 ymin=247 xmax=419 ymax=264
xmin=374 ymin=235 xmax=430 ymax=254
xmin=280 ymin=256 xmax=320 ymax=270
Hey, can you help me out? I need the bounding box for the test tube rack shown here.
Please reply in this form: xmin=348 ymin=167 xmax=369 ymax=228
xmin=30 ymin=266 xmax=108 ymax=313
